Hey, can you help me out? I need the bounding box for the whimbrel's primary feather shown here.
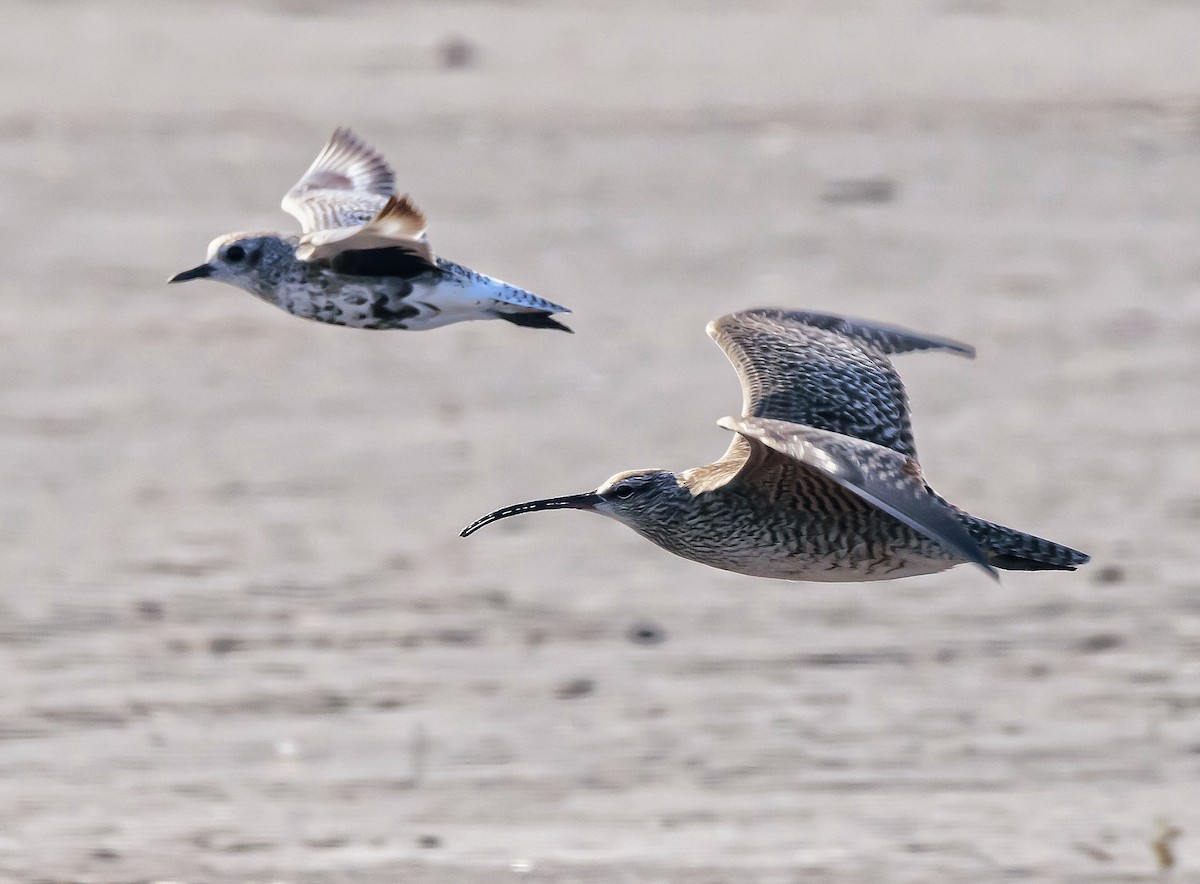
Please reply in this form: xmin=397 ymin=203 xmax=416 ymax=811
xmin=708 ymin=308 xmax=974 ymax=459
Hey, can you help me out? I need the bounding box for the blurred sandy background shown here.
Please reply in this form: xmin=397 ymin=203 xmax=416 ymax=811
xmin=3 ymin=1 xmax=1200 ymax=881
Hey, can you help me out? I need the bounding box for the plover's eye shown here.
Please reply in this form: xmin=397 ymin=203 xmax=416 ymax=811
xmin=613 ymin=483 xmax=637 ymax=500
xmin=225 ymin=245 xmax=246 ymax=262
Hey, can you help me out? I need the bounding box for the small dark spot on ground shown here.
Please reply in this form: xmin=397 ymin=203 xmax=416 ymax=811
xmin=222 ymin=840 xmax=273 ymax=853
xmin=418 ymin=834 xmax=442 ymax=848
xmin=1092 ymin=565 xmax=1126 ymax=585
xmin=556 ymin=677 xmax=595 ymax=699
xmin=798 ymin=648 xmax=911 ymax=667
xmin=135 ymin=599 xmax=164 ymax=621
xmin=628 ymin=621 xmax=666 ymax=645
xmin=820 ymin=177 xmax=898 ymax=204
xmin=434 ymin=627 xmax=482 ymax=646
xmin=1077 ymin=633 xmax=1123 ymax=654
xmin=385 ymin=553 xmax=412 ymax=571
xmin=1072 ymin=841 xmax=1115 ymax=862
xmin=208 ymin=635 xmax=244 ymax=655
xmin=316 ymin=692 xmax=350 ymax=712
xmin=439 ymin=35 xmax=476 ymax=69
xmin=90 ymin=848 xmax=119 ymax=861
xmin=304 ymin=836 xmax=348 ymax=849
xmin=1129 ymin=669 xmax=1170 ymax=684
xmin=482 ymin=589 xmax=509 ymax=609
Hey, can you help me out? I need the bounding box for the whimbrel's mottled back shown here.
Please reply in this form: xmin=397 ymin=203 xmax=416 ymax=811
xmin=462 ymin=309 xmax=1089 ymax=582
xmin=169 ymin=127 xmax=571 ymax=332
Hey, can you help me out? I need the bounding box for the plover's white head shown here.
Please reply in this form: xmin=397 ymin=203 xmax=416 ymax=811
xmin=169 ymin=232 xmax=296 ymax=295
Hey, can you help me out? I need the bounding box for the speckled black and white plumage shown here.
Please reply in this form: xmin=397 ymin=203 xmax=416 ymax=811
xmin=169 ymin=128 xmax=572 ymax=333
xmin=462 ymin=308 xmax=1089 ymax=582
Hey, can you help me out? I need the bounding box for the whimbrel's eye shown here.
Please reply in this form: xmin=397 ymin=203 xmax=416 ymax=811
xmin=225 ymin=245 xmax=246 ymax=262
xmin=613 ymin=483 xmax=637 ymax=500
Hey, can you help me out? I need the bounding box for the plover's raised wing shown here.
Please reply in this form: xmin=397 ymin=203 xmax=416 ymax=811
xmin=717 ymin=416 xmax=995 ymax=577
xmin=282 ymin=127 xmax=396 ymax=233
xmin=707 ymin=308 xmax=973 ymax=460
xmin=295 ymin=193 xmax=436 ymax=276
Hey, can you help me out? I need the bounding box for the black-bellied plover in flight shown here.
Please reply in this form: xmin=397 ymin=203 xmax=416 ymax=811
xmin=462 ymin=309 xmax=1089 ymax=581
xmin=169 ymin=127 xmax=571 ymax=332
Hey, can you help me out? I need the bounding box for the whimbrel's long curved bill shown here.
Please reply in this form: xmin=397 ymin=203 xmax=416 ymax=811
xmin=169 ymin=264 xmax=213 ymax=283
xmin=460 ymin=493 xmax=601 ymax=537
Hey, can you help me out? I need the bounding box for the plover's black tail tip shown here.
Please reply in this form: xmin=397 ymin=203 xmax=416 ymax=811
xmin=497 ymin=311 xmax=574 ymax=333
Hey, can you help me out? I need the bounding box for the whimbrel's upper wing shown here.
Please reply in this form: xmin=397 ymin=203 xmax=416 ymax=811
xmin=719 ymin=416 xmax=995 ymax=577
xmin=708 ymin=308 xmax=974 ymax=459
xmin=281 ymin=127 xmax=397 ymax=233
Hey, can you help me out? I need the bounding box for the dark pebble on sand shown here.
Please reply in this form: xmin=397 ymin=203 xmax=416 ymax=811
xmin=208 ymin=635 xmax=244 ymax=655
xmin=1077 ymin=633 xmax=1123 ymax=654
xmin=439 ymin=36 xmax=476 ymax=69
xmin=820 ymin=177 xmax=898 ymax=204
xmin=628 ymin=622 xmax=666 ymax=645
xmin=556 ymin=677 xmax=595 ymax=699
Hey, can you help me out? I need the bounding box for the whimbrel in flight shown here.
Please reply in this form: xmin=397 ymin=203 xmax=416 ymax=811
xmin=169 ymin=127 xmax=571 ymax=332
xmin=461 ymin=309 xmax=1089 ymax=581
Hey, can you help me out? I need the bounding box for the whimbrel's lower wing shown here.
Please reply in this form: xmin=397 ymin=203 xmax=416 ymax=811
xmin=719 ymin=415 xmax=996 ymax=578
xmin=281 ymin=127 xmax=398 ymax=233
xmin=708 ymin=309 xmax=973 ymax=460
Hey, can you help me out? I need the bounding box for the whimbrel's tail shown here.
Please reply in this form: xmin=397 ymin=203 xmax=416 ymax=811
xmin=960 ymin=515 xmax=1090 ymax=572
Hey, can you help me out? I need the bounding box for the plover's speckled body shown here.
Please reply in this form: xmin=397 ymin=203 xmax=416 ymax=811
xmin=170 ymin=128 xmax=571 ymax=332
xmin=462 ymin=309 xmax=1089 ymax=582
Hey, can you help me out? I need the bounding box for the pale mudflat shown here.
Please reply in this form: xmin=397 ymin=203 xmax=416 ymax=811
xmin=2 ymin=1 xmax=1199 ymax=882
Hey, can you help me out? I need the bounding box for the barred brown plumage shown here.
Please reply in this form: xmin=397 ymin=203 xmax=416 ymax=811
xmin=461 ymin=308 xmax=1089 ymax=582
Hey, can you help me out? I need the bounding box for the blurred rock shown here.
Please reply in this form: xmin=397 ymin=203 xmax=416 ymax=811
xmin=628 ymin=621 xmax=666 ymax=645
xmin=439 ymin=35 xmax=477 ymax=70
